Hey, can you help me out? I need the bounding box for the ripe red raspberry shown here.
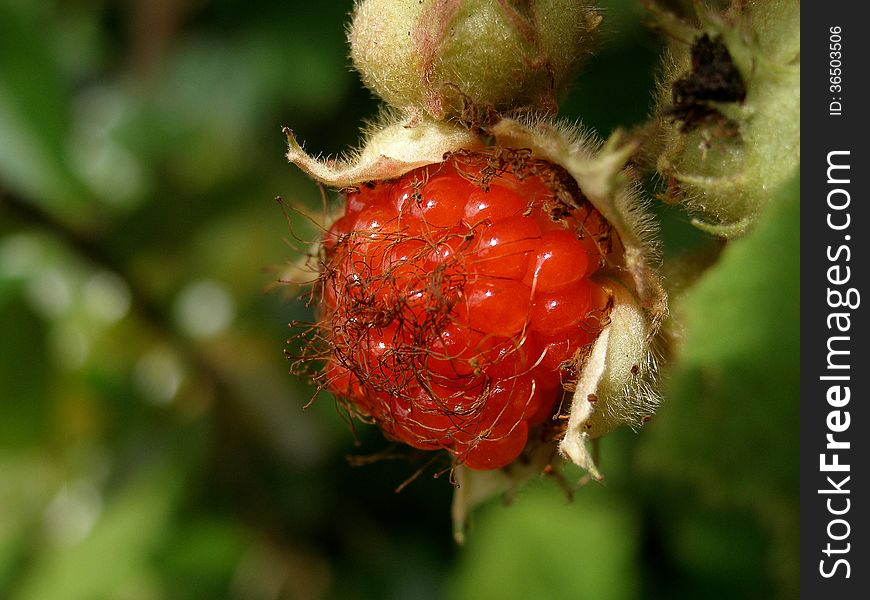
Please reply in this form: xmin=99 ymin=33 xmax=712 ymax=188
xmin=315 ymin=150 xmax=611 ymax=470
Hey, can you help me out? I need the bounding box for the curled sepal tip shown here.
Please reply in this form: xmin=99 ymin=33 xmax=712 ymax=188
xmin=559 ymin=279 xmax=659 ymax=473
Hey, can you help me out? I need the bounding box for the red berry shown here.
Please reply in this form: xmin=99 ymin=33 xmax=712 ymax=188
xmin=461 ymin=420 xmax=529 ymax=470
xmin=315 ymin=151 xmax=611 ymax=470
xmin=470 ymin=216 xmax=540 ymax=279
xmin=409 ymin=175 xmax=474 ymax=227
xmin=529 ymin=280 xmax=594 ymax=334
xmin=459 ymin=278 xmax=531 ymax=337
xmin=525 ymin=230 xmax=589 ymax=292
xmin=464 ymin=184 xmax=527 ymax=224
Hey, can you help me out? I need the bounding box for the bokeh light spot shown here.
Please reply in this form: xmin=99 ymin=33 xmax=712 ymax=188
xmin=173 ymin=279 xmax=235 ymax=339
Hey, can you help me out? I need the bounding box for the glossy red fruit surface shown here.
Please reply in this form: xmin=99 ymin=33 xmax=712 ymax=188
xmin=316 ymin=150 xmax=611 ymax=470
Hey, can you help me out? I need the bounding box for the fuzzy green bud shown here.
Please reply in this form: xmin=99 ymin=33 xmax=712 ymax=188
xmin=648 ymin=0 xmax=800 ymax=237
xmin=349 ymin=0 xmax=601 ymax=122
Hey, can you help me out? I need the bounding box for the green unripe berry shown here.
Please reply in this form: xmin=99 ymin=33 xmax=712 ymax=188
xmin=349 ymin=0 xmax=601 ymax=122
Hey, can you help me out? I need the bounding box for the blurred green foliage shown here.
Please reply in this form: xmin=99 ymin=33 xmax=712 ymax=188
xmin=0 ymin=0 xmax=798 ymax=599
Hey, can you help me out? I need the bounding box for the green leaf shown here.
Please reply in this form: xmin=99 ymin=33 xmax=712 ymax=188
xmin=644 ymin=171 xmax=799 ymax=496
xmin=155 ymin=517 xmax=247 ymax=599
xmin=0 ymin=454 xmax=58 ymax=590
xmin=449 ymin=483 xmax=641 ymax=600
xmin=0 ymin=299 xmax=51 ymax=448
xmin=639 ymin=172 xmax=800 ymax=592
xmin=11 ymin=460 xmax=183 ymax=600
xmin=0 ymin=3 xmax=90 ymax=217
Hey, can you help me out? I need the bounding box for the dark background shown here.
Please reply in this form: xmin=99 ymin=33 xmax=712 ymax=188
xmin=0 ymin=1 xmax=799 ymax=598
